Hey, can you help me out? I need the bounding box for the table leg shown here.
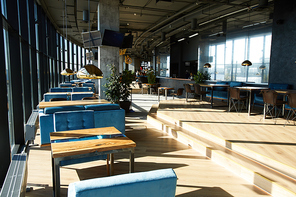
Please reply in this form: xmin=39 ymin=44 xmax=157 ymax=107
xmin=248 ymin=90 xmax=252 ymax=116
xmin=165 ymin=89 xmax=167 ymax=100
xmin=110 ymin=153 xmax=114 ymax=175
xmin=52 ymin=158 xmax=60 ymax=197
xmin=158 ymin=89 xmax=160 ymax=102
xmin=211 ymin=88 xmax=214 ymax=108
xmin=129 ymin=148 xmax=135 ymax=173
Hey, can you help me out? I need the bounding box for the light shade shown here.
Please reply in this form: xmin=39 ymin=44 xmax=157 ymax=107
xmin=76 ymin=64 xmax=103 ymax=79
xmin=61 ymin=68 xmax=74 ymax=76
xmin=259 ymin=65 xmax=266 ymax=70
xmin=204 ymin=63 xmax=211 ymax=68
xmin=241 ymin=60 xmax=252 ymax=66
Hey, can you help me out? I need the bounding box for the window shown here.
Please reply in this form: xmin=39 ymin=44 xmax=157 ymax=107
xmin=206 ymin=32 xmax=271 ymax=83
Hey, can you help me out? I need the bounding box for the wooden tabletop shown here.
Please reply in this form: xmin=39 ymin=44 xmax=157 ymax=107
xmin=236 ymin=86 xmax=269 ymax=90
xmin=50 ymin=127 xmax=136 ymax=159
xmin=158 ymin=87 xmax=174 ymax=90
xmin=38 ymin=99 xmax=109 ymax=109
xmin=199 ymin=83 xmax=230 ymax=87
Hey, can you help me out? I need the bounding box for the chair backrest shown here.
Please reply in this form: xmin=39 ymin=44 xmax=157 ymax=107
xmin=193 ymin=84 xmax=202 ymax=94
xmin=261 ymin=90 xmax=278 ymax=105
xmin=184 ymin=84 xmax=192 ymax=93
xmin=50 ymin=98 xmax=67 ymax=102
xmin=287 ymin=93 xmax=296 ymax=109
xmin=177 ymin=88 xmax=184 ymax=96
xmin=229 ymin=87 xmax=240 ymax=99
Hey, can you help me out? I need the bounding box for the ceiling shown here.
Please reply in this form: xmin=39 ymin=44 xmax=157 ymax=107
xmin=38 ymin=0 xmax=274 ymax=58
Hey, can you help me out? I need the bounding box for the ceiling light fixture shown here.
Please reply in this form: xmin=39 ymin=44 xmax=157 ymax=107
xmin=178 ymin=38 xmax=185 ymax=42
xmin=189 ymin=32 xmax=199 ymax=38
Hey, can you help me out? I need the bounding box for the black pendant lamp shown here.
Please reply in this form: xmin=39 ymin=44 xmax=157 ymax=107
xmin=61 ymin=68 xmax=75 ymax=76
xmin=204 ymin=63 xmax=211 ymax=68
xmin=76 ymin=64 xmax=103 ymax=79
xmin=241 ymin=60 xmax=252 ymax=66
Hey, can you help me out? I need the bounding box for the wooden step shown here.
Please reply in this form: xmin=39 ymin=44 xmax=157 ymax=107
xmin=156 ymin=109 xmax=296 ymax=181
xmin=147 ymin=109 xmax=296 ymax=197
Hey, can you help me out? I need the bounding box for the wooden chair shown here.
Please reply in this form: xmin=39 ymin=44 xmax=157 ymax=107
xmin=170 ymin=88 xmax=184 ymax=99
xmin=261 ymin=90 xmax=286 ymax=122
xmin=184 ymin=84 xmax=194 ymax=102
xmin=228 ymin=87 xmax=248 ymax=113
xmin=193 ymin=84 xmax=208 ymax=101
xmin=285 ymin=92 xmax=296 ymax=126
xmin=50 ymin=98 xmax=67 ymax=102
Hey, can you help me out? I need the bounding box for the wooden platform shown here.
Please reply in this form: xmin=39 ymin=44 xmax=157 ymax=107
xmin=147 ymin=98 xmax=296 ymax=197
xmin=25 ymin=95 xmax=270 ymax=196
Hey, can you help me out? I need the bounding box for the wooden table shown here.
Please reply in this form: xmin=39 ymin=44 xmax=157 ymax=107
xmin=142 ymin=83 xmax=155 ymax=94
xmin=50 ymin=127 xmax=136 ymax=197
xmin=236 ymin=86 xmax=269 ymax=116
xmin=158 ymin=87 xmax=174 ymax=102
xmin=199 ymin=84 xmax=230 ymax=108
xmin=38 ymin=99 xmax=109 ymax=109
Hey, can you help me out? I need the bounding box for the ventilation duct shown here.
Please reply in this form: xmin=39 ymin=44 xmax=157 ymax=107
xmin=258 ymin=0 xmax=268 ymax=7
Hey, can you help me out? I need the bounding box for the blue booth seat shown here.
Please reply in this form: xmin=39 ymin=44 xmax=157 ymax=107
xmin=68 ymin=168 xmax=177 ymax=197
xmin=60 ymin=83 xmax=74 ymax=87
xmin=50 ymin=87 xmax=72 ymax=92
xmin=72 ymin=87 xmax=92 ymax=92
xmin=253 ymin=83 xmax=290 ymax=107
xmin=39 ymin=104 xmax=125 ymax=145
xmin=44 ymin=93 xmax=70 ymax=102
xmin=71 ymin=92 xmax=94 ymax=100
xmin=206 ymin=81 xmax=244 ymax=101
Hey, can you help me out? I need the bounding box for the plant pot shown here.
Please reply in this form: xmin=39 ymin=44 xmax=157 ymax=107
xmin=120 ymin=101 xmax=131 ymax=113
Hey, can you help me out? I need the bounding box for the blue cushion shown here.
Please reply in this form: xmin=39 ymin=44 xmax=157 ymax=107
xmin=68 ymin=168 xmax=177 ymax=197
xmin=269 ymin=83 xmax=289 ymax=90
xmin=44 ymin=93 xmax=69 ymax=102
xmin=71 ymin=93 xmax=94 ymax=100
xmin=50 ymin=87 xmax=72 ymax=92
xmin=85 ymin=104 xmax=120 ymax=111
xmin=54 ymin=110 xmax=94 ymax=132
xmin=214 ymin=82 xmax=228 ymax=91
xmin=44 ymin=105 xmax=85 ymax=114
xmin=229 ymin=82 xmax=243 ymax=87
xmin=72 ymin=87 xmax=92 ymax=92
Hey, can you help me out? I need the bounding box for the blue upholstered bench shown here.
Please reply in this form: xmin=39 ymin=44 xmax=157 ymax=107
xmin=206 ymin=81 xmax=244 ymax=101
xmin=67 ymin=168 xmax=177 ymax=197
xmin=253 ymin=83 xmax=290 ymax=107
xmin=39 ymin=104 xmax=125 ymax=145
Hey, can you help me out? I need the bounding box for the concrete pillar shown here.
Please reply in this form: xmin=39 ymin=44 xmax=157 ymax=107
xmin=97 ymin=0 xmax=120 ymax=98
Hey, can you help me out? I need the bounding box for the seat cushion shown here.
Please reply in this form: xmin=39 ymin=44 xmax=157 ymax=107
xmin=85 ymin=104 xmax=120 ymax=111
xmin=269 ymin=83 xmax=289 ymax=90
xmin=229 ymin=82 xmax=243 ymax=87
xmin=54 ymin=110 xmax=94 ymax=132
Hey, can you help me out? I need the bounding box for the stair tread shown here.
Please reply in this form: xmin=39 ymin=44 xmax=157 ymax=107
xmin=148 ymin=112 xmax=296 ymax=194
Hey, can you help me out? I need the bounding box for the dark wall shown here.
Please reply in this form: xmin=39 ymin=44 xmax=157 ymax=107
xmin=270 ymin=0 xmax=296 ymax=88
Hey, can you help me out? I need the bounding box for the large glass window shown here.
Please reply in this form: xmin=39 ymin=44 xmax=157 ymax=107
xmin=207 ymin=32 xmax=271 ymax=83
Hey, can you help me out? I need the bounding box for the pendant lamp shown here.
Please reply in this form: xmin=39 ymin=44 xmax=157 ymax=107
xmin=241 ymin=60 xmax=252 ymax=66
xmin=204 ymin=63 xmax=211 ymax=68
xmin=61 ymin=68 xmax=74 ymax=76
xmin=76 ymin=64 xmax=103 ymax=79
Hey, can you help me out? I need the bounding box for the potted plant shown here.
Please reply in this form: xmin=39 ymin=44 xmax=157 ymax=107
xmin=103 ymin=64 xmax=133 ymax=112
xmin=146 ymin=69 xmax=157 ymax=93
xmin=194 ymin=71 xmax=211 ymax=84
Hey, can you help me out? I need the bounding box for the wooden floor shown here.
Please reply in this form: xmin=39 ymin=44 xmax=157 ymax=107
xmin=25 ymin=95 xmax=270 ymax=197
xmin=156 ymin=98 xmax=296 ymax=172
